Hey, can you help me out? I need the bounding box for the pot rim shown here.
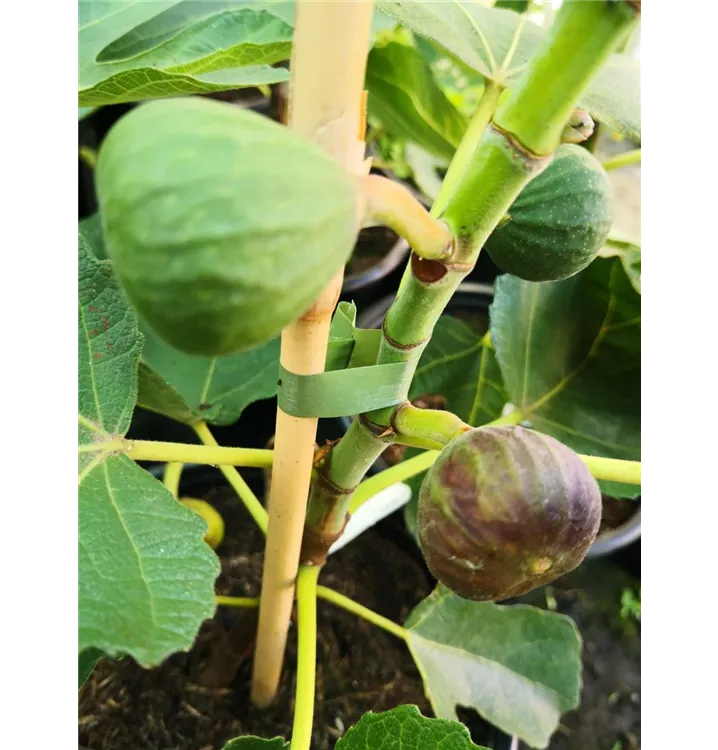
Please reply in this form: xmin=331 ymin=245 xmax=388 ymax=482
xmin=585 ymin=505 xmax=641 ymax=558
xmin=343 ymin=235 xmax=410 ymax=294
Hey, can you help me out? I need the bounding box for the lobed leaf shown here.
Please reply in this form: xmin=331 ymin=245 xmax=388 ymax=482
xmin=405 ymin=587 xmax=582 ymax=749
xmin=78 ymin=234 xmax=219 ymax=666
xmin=336 ymin=704 xmax=488 ymax=750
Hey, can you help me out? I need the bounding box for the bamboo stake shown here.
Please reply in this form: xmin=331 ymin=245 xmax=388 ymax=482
xmin=250 ymin=0 xmax=374 ymax=709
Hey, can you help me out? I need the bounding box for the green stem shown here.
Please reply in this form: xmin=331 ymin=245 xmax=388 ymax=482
xmin=128 ymin=438 xmax=273 ymax=467
xmin=303 ymin=418 xmax=386 ymax=538
xmin=193 ymin=422 xmax=269 ymax=534
xmin=491 ymin=1 xmax=639 ymax=156
xmin=431 ymin=80 xmax=504 ymax=218
xmin=602 ymin=148 xmax=641 ymax=171
xmin=316 ymin=586 xmax=407 ymax=641
xmin=392 ymin=404 xmax=471 ymax=447
xmin=290 ymin=565 xmax=321 ymax=750
xmin=163 ymin=462 xmax=183 ymax=498
xmin=580 ymin=454 xmax=641 ymax=485
xmin=362 ymin=175 xmax=451 ymax=260
xmin=485 ymin=408 xmax=526 ymax=427
xmin=216 ymin=595 xmax=260 ymax=608
xmin=215 ymin=586 xmax=408 ymax=642
xmin=349 ymin=448 xmax=641 ymax=515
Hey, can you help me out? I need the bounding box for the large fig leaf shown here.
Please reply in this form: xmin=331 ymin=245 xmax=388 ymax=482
xmin=137 ymin=324 xmax=281 ymax=426
xmin=376 ymin=1 xmax=640 ymax=139
xmin=374 ymin=0 xmax=544 ymax=85
xmin=366 ymin=41 xmax=468 ymax=161
xmin=79 ymin=1 xmax=292 ymax=106
xmin=491 ymin=258 xmax=640 ymax=498
xmin=78 ymin=0 xmax=396 ymax=108
xmin=78 ymin=234 xmax=219 ymax=666
xmin=409 ymin=316 xmax=506 ymax=426
xmin=580 ymin=54 xmax=640 ymax=141
xmin=405 ymin=586 xmax=581 ymax=749
xmin=336 ymin=705 xmax=488 ymax=749
xmin=403 ymin=315 xmax=508 ymax=537
xmin=412 ymin=36 xmax=487 ymax=119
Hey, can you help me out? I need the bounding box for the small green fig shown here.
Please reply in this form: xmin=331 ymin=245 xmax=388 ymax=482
xmin=418 ymin=425 xmax=602 ymax=601
xmin=485 ymin=144 xmax=613 ymax=282
xmin=96 ymin=97 xmax=359 ymax=356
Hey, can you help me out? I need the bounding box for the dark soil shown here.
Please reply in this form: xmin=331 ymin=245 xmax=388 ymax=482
xmin=79 ymin=485 xmax=435 ymax=750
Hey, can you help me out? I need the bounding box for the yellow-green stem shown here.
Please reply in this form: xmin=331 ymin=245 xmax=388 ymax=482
xmin=602 ymin=147 xmax=641 ymax=171
xmin=79 ymin=145 xmax=97 ymax=170
xmin=431 ymin=80 xmax=504 ymax=218
xmin=485 ymin=409 xmax=526 ymax=427
xmin=193 ymin=422 xmax=268 ymax=534
xmin=215 ymin=587 xmax=408 ymax=642
xmin=362 ymin=174 xmax=451 ymax=260
xmin=392 ymin=404 xmax=472 ymax=447
xmin=316 ymin=586 xmax=407 ymax=641
xmin=580 ymin=454 xmax=641 ymax=485
xmin=290 ymin=565 xmax=321 ymax=750
xmin=128 ymin=439 xmax=273 ymax=468
xmin=163 ymin=462 xmax=183 ymax=498
xmin=349 ymin=450 xmax=440 ymax=514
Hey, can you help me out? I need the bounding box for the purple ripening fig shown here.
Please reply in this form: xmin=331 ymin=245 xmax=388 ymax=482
xmin=417 ymin=425 xmax=602 ymax=601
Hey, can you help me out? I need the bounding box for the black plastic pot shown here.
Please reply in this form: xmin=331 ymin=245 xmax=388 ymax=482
xmin=341 ymin=283 xmax=640 ymax=562
xmin=341 ymin=227 xmax=410 ymax=309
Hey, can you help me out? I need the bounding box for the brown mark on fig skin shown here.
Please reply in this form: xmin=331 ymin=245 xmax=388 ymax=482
xmin=418 ymin=425 xmax=602 ymax=601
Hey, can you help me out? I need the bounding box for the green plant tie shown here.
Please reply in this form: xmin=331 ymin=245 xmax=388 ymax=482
xmin=277 ymin=361 xmax=413 ymax=419
xmin=276 ymin=300 xmax=416 ymax=418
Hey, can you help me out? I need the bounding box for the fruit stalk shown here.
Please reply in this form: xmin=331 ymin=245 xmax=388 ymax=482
xmin=250 ymin=0 xmax=374 ymax=709
xmin=301 ymin=0 xmax=640 ymax=554
xmin=362 ymin=174 xmax=451 ymax=260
